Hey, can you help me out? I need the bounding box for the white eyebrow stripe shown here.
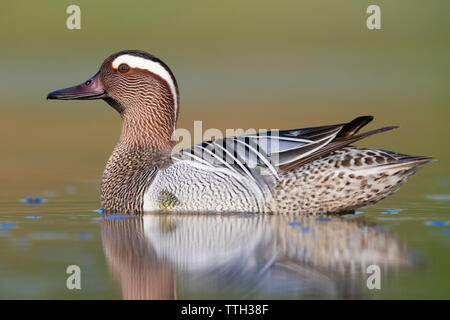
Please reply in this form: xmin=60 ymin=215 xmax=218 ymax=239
xmin=111 ymin=54 xmax=178 ymax=124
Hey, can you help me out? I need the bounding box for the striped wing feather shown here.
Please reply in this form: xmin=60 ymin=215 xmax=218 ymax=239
xmin=174 ymin=116 xmax=397 ymax=179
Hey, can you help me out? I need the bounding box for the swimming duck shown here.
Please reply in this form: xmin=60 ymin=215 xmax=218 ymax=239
xmin=47 ymin=50 xmax=431 ymax=214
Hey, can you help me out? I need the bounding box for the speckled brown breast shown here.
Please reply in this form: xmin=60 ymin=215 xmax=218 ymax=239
xmin=101 ymin=145 xmax=172 ymax=214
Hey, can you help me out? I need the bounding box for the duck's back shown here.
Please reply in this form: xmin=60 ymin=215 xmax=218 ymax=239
xmin=141 ymin=116 xmax=431 ymax=214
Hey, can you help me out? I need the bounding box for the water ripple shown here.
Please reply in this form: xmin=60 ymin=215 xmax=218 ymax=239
xmin=20 ymin=196 xmax=47 ymax=206
xmin=427 ymin=195 xmax=450 ymax=201
xmin=425 ymin=220 xmax=449 ymax=227
xmin=381 ymin=209 xmax=401 ymax=215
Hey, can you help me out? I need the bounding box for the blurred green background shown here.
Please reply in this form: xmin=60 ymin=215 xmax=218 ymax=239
xmin=1 ymin=0 xmax=449 ymax=195
xmin=0 ymin=0 xmax=449 ymax=299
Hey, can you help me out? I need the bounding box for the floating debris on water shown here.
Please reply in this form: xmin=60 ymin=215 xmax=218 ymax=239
xmin=381 ymin=209 xmax=401 ymax=215
xmin=0 ymin=223 xmax=17 ymax=229
xmin=92 ymin=208 xmax=104 ymax=214
xmin=355 ymin=211 xmax=364 ymax=215
xmin=25 ymin=216 xmax=41 ymax=219
xmin=300 ymin=226 xmax=310 ymax=233
xmin=316 ymin=217 xmax=331 ymax=222
xmin=20 ymin=195 xmax=47 ymax=206
xmin=288 ymin=221 xmax=301 ymax=227
xmin=425 ymin=220 xmax=449 ymax=227
xmin=427 ymin=195 xmax=450 ymax=201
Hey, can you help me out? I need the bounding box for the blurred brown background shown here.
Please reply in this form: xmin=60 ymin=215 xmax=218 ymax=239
xmin=0 ymin=0 xmax=448 ymax=198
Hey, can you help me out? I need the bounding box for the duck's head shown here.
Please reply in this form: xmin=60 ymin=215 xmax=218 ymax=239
xmin=47 ymin=50 xmax=179 ymax=148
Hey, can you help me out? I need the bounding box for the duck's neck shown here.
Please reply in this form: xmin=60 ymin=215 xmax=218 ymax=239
xmin=119 ymin=111 xmax=176 ymax=150
xmin=100 ymin=103 xmax=176 ymax=214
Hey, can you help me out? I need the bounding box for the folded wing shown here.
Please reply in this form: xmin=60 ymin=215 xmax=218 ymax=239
xmin=173 ymin=116 xmax=397 ymax=180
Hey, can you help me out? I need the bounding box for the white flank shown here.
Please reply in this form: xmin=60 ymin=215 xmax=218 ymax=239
xmin=111 ymin=54 xmax=178 ymax=123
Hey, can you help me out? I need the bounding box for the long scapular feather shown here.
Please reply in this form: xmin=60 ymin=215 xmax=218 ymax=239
xmin=175 ymin=116 xmax=398 ymax=179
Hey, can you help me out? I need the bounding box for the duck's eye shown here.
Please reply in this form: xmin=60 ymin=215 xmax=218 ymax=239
xmin=118 ymin=63 xmax=130 ymax=73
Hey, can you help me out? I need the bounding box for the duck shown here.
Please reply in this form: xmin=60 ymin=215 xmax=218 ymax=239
xmin=47 ymin=49 xmax=432 ymax=215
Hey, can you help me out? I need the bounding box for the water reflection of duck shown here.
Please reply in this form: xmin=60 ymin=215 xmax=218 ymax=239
xmin=101 ymin=213 xmax=412 ymax=299
xmin=48 ymin=50 xmax=432 ymax=215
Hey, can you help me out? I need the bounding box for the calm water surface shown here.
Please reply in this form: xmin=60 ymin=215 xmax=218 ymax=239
xmin=0 ymin=178 xmax=449 ymax=299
